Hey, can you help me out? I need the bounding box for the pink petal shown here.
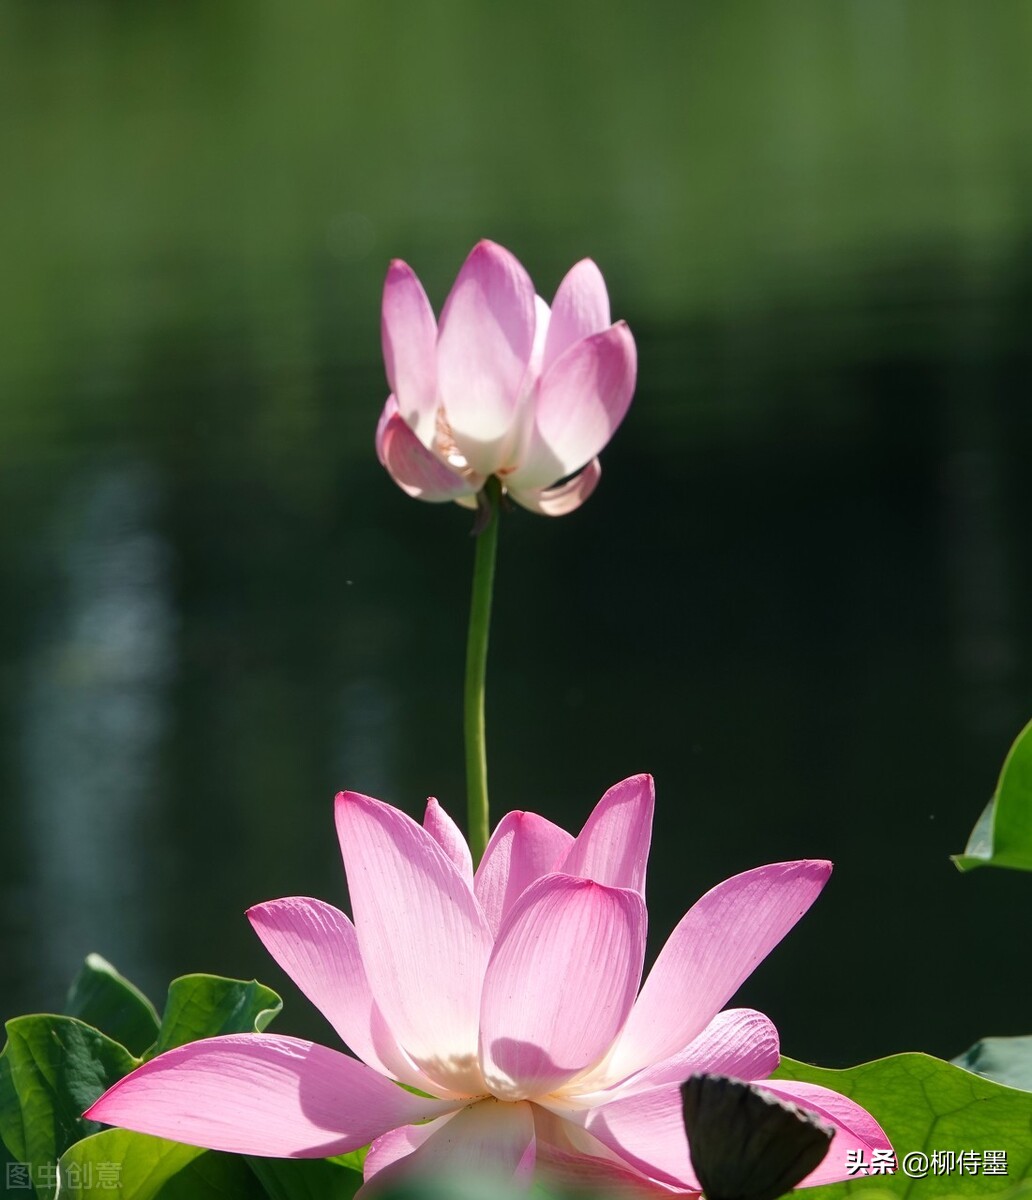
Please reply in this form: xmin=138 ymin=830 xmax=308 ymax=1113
xmin=246 ymin=897 xmax=385 ymax=1072
xmin=544 ymin=259 xmax=612 ymax=374
xmin=534 ymin=1105 xmax=689 ymax=1197
xmin=509 ymin=458 xmax=602 ymax=517
xmin=82 ymin=1033 xmax=452 ymax=1157
xmin=606 ymin=861 xmax=832 ymax=1085
xmin=423 ymin=797 xmax=474 ymax=887
xmin=374 ymin=396 xmax=395 ymax=467
xmin=360 ymin=1100 xmax=536 ymax=1196
xmin=246 ymin=897 xmax=436 ymax=1092
xmin=479 ymin=875 xmax=646 ymax=1099
xmin=584 ymin=1084 xmax=699 ymax=1191
xmin=625 ymin=1008 xmax=781 ymax=1094
xmin=759 ymin=1081 xmax=894 ymax=1187
xmin=560 ymin=774 xmax=654 ymax=896
xmin=381 ymin=260 xmax=438 ymax=447
xmin=528 ymin=293 xmax=551 ymax=382
xmin=364 ymin=1117 xmax=450 ymax=1181
xmin=536 ymin=1143 xmax=685 ymax=1198
xmin=335 ymin=791 xmax=493 ymax=1094
xmin=376 ymin=398 xmax=479 ymax=502
xmin=474 ymin=809 xmax=574 ymax=938
xmin=508 ymin=322 xmax=636 ymax=490
xmin=437 ymin=240 xmax=536 ymax=476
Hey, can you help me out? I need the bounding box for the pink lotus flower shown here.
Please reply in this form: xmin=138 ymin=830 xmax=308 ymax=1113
xmin=375 ymin=240 xmax=636 ymax=515
xmin=85 ymin=777 xmax=891 ymax=1194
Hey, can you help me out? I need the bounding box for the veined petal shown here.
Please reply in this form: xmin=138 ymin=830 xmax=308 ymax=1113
xmin=626 ymin=1008 xmax=780 ymax=1094
xmin=479 ymin=875 xmax=646 ymax=1099
xmin=474 ymin=809 xmax=573 ymax=938
xmin=583 ymin=1085 xmax=699 ymax=1191
xmin=534 ymin=1107 xmax=685 ymax=1197
xmin=758 ymin=1081 xmax=893 ymax=1187
xmin=509 ymin=458 xmax=602 ymax=517
xmin=536 ymin=1143 xmax=685 ymax=1198
xmin=544 ymin=258 xmax=611 ymax=374
xmin=376 ymin=398 xmax=480 ymax=502
xmin=83 ymin=1034 xmax=453 ymax=1157
xmin=577 ymin=1008 xmax=780 ymax=1101
xmin=605 ymin=861 xmax=831 ymax=1085
xmin=360 ymin=1100 xmax=536 ymax=1196
xmin=437 ymin=240 xmax=536 ymax=476
xmin=424 ymin=797 xmax=474 ymax=888
xmin=381 ymin=260 xmax=438 ymax=447
xmin=246 ymin=897 xmax=437 ymax=1092
xmin=560 ymin=774 xmax=654 ymax=896
xmin=246 ymin=897 xmax=386 ymax=1073
xmin=508 ymin=322 xmax=636 ymax=491
xmin=335 ymin=791 xmax=493 ymax=1094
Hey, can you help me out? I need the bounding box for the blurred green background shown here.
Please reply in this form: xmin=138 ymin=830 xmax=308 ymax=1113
xmin=1 ymin=0 xmax=1030 ymax=1069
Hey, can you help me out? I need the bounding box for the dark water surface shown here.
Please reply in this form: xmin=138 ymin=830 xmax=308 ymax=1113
xmin=2 ymin=1 xmax=1031 ymax=1069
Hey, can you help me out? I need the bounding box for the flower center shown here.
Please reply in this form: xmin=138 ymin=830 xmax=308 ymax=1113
xmin=414 ymin=1050 xmax=488 ymax=1098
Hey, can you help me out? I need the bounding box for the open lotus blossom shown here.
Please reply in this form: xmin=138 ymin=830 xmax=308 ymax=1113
xmin=375 ymin=239 xmax=636 ymax=515
xmin=85 ymin=777 xmax=891 ymax=1195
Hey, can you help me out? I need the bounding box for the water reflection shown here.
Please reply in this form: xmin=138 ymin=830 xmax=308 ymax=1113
xmin=19 ymin=464 xmax=175 ymax=1004
xmin=944 ymin=442 xmax=1017 ymax=737
xmin=335 ymin=678 xmax=399 ymax=804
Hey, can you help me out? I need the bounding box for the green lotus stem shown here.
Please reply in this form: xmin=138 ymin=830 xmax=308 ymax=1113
xmin=464 ymin=476 xmax=501 ymax=866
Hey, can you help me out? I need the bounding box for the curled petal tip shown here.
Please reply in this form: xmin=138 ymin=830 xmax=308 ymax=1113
xmin=462 ymin=238 xmax=522 ymax=272
xmin=796 ymin=858 xmax=834 ymax=881
xmin=334 ymin=789 xmax=377 ymax=814
xmin=510 ymin=459 xmax=602 ymax=516
xmin=471 ymin=237 xmax=505 ymax=254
